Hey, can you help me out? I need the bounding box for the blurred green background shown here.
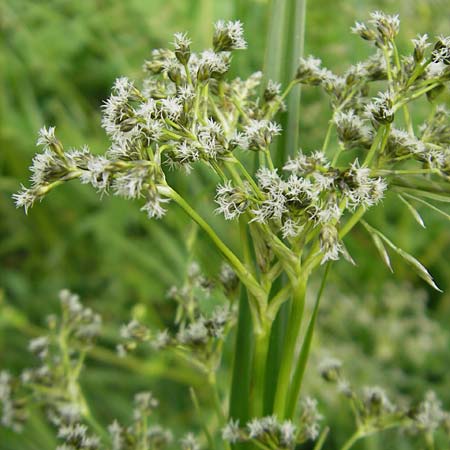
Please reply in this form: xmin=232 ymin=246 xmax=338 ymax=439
xmin=1 ymin=0 xmax=449 ymax=449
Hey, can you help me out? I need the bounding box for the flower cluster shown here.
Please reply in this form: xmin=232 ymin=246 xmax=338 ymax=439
xmin=117 ymin=262 xmax=234 ymax=366
xmin=318 ymin=356 xmax=450 ymax=441
xmin=107 ymin=392 xmax=175 ymax=450
xmin=0 ymin=371 xmax=27 ymax=431
xmin=222 ymin=399 xmax=322 ymax=449
xmin=14 ymin=20 xmax=254 ymax=219
xmin=216 ymin=151 xmax=386 ymax=263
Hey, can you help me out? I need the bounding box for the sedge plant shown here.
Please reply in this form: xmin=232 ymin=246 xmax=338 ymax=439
xmin=3 ymin=11 xmax=450 ymax=450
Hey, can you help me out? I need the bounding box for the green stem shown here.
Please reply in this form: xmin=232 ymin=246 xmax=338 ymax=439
xmin=285 ymin=263 xmax=330 ymax=417
xmin=229 ymin=286 xmax=254 ymax=424
xmin=322 ymin=119 xmax=334 ymax=154
xmin=263 ymin=277 xmax=289 ymax=414
xmin=272 ymin=275 xmax=307 ymax=418
xmin=190 ymin=387 xmax=216 ymax=450
xmin=163 ymin=186 xmax=266 ymax=315
xmin=251 ymin=323 xmax=271 ymax=417
xmin=363 ymin=126 xmax=385 ymax=167
xmin=229 ymin=220 xmax=255 ymax=429
xmin=313 ymin=427 xmax=330 ymax=450
xmin=340 ymin=430 xmax=362 ymax=450
xmin=284 ymin=0 xmax=307 ymax=161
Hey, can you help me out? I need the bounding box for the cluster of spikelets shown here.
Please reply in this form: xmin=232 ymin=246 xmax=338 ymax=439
xmin=317 ymin=358 xmax=450 ymax=440
xmin=0 ymin=290 xmax=203 ymax=450
xmin=117 ymin=262 xmax=236 ymax=372
xmin=6 ymin=10 xmax=450 ymax=450
xmin=1 ymin=290 xmax=448 ymax=449
xmin=13 ymin=13 xmax=450 ymax=271
xmin=222 ymin=398 xmax=322 ymax=448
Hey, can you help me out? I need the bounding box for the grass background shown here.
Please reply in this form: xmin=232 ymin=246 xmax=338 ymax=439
xmin=1 ymin=0 xmax=449 ymax=448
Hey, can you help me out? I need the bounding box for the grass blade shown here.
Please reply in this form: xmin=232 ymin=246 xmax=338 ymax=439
xmin=364 ymin=226 xmax=394 ymax=273
xmin=403 ymin=192 xmax=450 ymax=221
xmin=283 ymin=0 xmax=307 ymax=162
xmin=263 ymin=0 xmax=307 ymax=167
xmin=398 ymin=194 xmax=426 ymax=228
xmin=361 ymin=220 xmax=441 ymax=291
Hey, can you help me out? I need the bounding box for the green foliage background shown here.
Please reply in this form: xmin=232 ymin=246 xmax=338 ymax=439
xmin=0 ymin=0 xmax=449 ymax=449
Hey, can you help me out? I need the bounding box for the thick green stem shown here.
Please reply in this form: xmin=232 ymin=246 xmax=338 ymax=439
xmin=229 ymin=286 xmax=254 ymax=450
xmin=263 ymin=278 xmax=289 ymax=414
xmin=283 ymin=0 xmax=307 ymax=162
xmin=250 ymin=323 xmax=271 ymax=417
xmin=285 ymin=263 xmax=330 ymax=417
xmin=272 ymin=275 xmax=307 ymax=418
xmin=229 ymin=219 xmax=256 ymax=434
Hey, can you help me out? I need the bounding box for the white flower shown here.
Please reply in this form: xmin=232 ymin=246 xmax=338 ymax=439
xmin=113 ymin=166 xmax=149 ymax=199
xmin=199 ymin=49 xmax=230 ymax=76
xmin=362 ymin=386 xmax=395 ymax=413
xmin=151 ymin=330 xmax=171 ymax=350
xmin=300 ymin=397 xmax=323 ymax=440
xmin=313 ymin=202 xmax=342 ymax=225
xmin=108 ymin=420 xmax=123 ymax=450
xmin=177 ymin=84 xmax=195 ymax=101
xmin=215 ymin=181 xmax=248 ymax=220
xmin=213 ymin=20 xmax=247 ymax=51
xmin=320 ymin=224 xmax=344 ymax=264
xmin=173 ymin=32 xmax=191 ymax=51
xmin=240 ymin=119 xmax=281 ymax=151
xmin=364 ymin=90 xmax=395 ymax=124
xmin=180 ymin=433 xmax=200 ymax=450
xmin=80 ymin=156 xmax=111 ymax=192
xmin=415 ymin=391 xmax=446 ymax=433
xmin=36 ymin=126 xmax=58 ymax=149
xmin=140 ymin=193 xmax=170 ymax=219
xmin=296 ymin=55 xmax=322 ymax=82
xmin=13 ymin=185 xmax=39 ymax=214
xmin=159 ymin=97 xmax=183 ymax=120
xmin=281 ymin=218 xmax=303 ymax=239
xmin=280 ymin=420 xmax=297 ymax=446
xmin=247 ymin=418 xmax=264 ymax=438
xmin=369 ymin=11 xmax=400 ymax=39
xmin=351 ymin=21 xmax=369 ymax=35
xmin=113 ymin=77 xmax=134 ymax=98
xmin=412 ymin=33 xmax=430 ymax=50
xmin=334 ymin=109 xmax=372 ymax=147
xmin=222 ymin=419 xmax=241 ymax=443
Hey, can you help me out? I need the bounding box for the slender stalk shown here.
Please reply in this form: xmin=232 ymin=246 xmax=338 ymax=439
xmin=313 ymin=427 xmax=330 ymax=450
xmin=285 ymin=263 xmax=330 ymax=417
xmin=190 ymin=387 xmax=216 ymax=450
xmin=163 ymin=186 xmax=267 ymax=314
xmin=340 ymin=430 xmax=362 ymax=450
xmin=363 ymin=126 xmax=385 ymax=167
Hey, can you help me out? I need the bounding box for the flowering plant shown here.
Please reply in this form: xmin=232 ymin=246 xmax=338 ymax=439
xmin=4 ymin=11 xmax=450 ymax=450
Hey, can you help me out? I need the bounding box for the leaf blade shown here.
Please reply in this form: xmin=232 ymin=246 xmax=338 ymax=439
xmin=361 ymin=221 xmax=441 ymax=291
xmin=398 ymin=194 xmax=426 ymax=228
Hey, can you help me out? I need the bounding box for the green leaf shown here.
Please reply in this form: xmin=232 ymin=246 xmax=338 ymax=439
xmin=403 ymin=192 xmax=450 ymax=221
xmin=264 ymin=0 xmax=307 ymax=167
xmin=398 ymin=194 xmax=426 ymax=228
xmin=361 ymin=221 xmax=441 ymax=291
xmin=393 ymin=186 xmax=450 ymax=203
xmin=363 ymin=223 xmax=393 ymax=273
